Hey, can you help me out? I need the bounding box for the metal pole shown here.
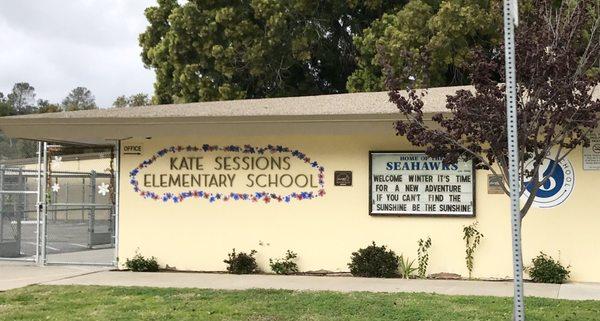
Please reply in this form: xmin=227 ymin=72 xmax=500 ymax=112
xmin=35 ymin=142 xmax=42 ymax=264
xmin=88 ymin=171 xmax=96 ymax=249
xmin=503 ymin=0 xmax=525 ymax=320
xmin=52 ymin=177 xmax=58 ymax=222
xmin=16 ymin=169 xmax=23 ymax=256
xmin=0 ymin=165 xmax=4 ymax=243
xmin=65 ymin=181 xmax=69 ymax=221
xmin=81 ymin=178 xmax=85 ymax=222
xmin=41 ymin=142 xmax=48 ymax=265
xmin=23 ymin=169 xmax=28 ymax=219
xmin=113 ymin=141 xmax=120 ymax=266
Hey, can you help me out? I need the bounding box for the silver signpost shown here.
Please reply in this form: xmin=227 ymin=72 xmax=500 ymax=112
xmin=503 ymin=0 xmax=525 ymax=319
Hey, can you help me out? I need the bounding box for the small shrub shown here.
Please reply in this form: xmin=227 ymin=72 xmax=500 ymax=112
xmin=125 ymin=252 xmax=159 ymax=272
xmin=348 ymin=242 xmax=399 ymax=278
xmin=417 ymin=236 xmax=432 ymax=278
xmin=528 ymin=252 xmax=570 ymax=284
xmin=463 ymin=222 xmax=484 ymax=279
xmin=224 ymin=249 xmax=258 ymax=274
xmin=269 ymin=250 xmax=299 ymax=275
xmin=398 ymin=255 xmax=417 ymax=279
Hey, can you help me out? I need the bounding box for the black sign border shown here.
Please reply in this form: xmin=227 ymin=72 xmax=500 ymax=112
xmin=369 ymin=151 xmax=476 ymax=218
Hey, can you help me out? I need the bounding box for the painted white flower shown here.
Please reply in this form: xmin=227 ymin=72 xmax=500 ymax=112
xmin=52 ymin=156 xmax=62 ymax=168
xmin=98 ymin=183 xmax=110 ymax=196
xmin=51 ymin=183 xmax=60 ymax=193
xmin=408 ymin=75 xmax=416 ymax=81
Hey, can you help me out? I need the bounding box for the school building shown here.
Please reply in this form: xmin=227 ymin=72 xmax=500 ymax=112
xmin=0 ymin=85 xmax=599 ymax=282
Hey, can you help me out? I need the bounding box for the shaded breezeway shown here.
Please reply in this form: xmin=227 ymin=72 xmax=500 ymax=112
xmin=0 ymin=145 xmax=116 ymax=266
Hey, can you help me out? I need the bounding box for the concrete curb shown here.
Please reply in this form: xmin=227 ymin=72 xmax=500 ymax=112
xmin=40 ymin=271 xmax=600 ymax=300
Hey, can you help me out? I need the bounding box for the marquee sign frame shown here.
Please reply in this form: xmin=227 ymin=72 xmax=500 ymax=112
xmin=368 ymin=151 xmax=477 ymax=217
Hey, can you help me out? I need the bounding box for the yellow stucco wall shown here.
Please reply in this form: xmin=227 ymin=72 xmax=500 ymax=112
xmin=118 ymin=134 xmax=600 ymax=282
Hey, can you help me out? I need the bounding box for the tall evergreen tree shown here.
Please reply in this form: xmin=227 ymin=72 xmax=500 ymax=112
xmin=112 ymin=93 xmax=151 ymax=108
xmin=112 ymin=95 xmax=129 ymax=108
xmin=7 ymin=82 xmax=37 ymax=114
xmin=0 ymin=92 xmax=13 ymax=117
xmin=139 ymin=0 xmax=404 ymax=103
xmin=37 ymin=99 xmax=61 ymax=113
xmin=62 ymin=87 xmax=97 ymax=111
xmin=128 ymin=93 xmax=151 ymax=107
xmin=347 ymin=0 xmax=501 ymax=92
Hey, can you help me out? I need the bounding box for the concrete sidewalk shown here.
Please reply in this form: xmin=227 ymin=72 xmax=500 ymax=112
xmin=2 ymin=263 xmax=600 ymax=300
xmin=39 ymin=271 xmax=600 ymax=300
xmin=0 ymin=262 xmax=109 ymax=291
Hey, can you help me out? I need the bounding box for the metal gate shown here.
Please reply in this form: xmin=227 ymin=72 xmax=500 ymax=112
xmin=0 ymin=142 xmax=118 ymax=266
xmin=0 ymin=156 xmax=42 ymax=261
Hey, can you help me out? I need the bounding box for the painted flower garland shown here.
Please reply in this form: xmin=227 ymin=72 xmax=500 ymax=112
xmin=129 ymin=144 xmax=325 ymax=204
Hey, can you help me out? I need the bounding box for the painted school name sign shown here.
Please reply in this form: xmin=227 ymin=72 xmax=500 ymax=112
xmin=370 ymin=152 xmax=475 ymax=216
xmin=129 ymin=145 xmax=325 ymax=204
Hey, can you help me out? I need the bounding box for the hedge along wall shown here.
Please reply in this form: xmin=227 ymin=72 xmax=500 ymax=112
xmin=118 ymin=133 xmax=600 ymax=282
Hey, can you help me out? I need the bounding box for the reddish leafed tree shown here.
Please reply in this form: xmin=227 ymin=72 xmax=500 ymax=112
xmin=386 ymin=0 xmax=599 ymax=219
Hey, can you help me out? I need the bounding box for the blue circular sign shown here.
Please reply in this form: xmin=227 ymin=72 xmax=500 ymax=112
xmin=522 ymin=158 xmax=574 ymax=208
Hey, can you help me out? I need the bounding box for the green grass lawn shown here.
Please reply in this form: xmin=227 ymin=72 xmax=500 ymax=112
xmin=0 ymin=285 xmax=598 ymax=321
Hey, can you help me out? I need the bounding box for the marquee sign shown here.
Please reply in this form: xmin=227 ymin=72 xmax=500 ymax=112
xmin=129 ymin=144 xmax=325 ymax=204
xmin=369 ymin=152 xmax=475 ymax=216
xmin=522 ymin=157 xmax=574 ymax=208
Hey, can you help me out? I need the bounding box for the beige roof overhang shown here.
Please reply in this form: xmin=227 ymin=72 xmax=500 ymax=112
xmin=0 ymin=86 xmax=471 ymax=145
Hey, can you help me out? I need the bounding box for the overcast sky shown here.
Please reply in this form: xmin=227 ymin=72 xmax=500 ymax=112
xmin=0 ymin=0 xmax=156 ymax=108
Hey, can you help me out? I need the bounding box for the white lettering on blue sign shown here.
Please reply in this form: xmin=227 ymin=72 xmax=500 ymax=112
xmin=522 ymin=157 xmax=575 ymax=208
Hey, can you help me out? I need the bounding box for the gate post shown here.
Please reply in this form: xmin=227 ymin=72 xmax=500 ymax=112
xmin=16 ymin=169 xmax=23 ymax=255
xmin=113 ymin=141 xmax=120 ymax=266
xmin=35 ymin=142 xmax=42 ymax=264
xmin=40 ymin=142 xmax=48 ymax=265
xmin=0 ymin=165 xmax=4 ymax=242
xmin=81 ymin=178 xmax=85 ymax=222
xmin=88 ymin=171 xmax=96 ymax=249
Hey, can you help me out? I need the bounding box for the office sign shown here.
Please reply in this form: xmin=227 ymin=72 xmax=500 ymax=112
xmin=123 ymin=144 xmax=143 ymax=156
xmin=369 ymin=152 xmax=474 ymax=216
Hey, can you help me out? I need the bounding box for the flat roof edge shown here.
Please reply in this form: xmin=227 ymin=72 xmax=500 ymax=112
xmin=0 ymin=112 xmax=419 ymax=126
